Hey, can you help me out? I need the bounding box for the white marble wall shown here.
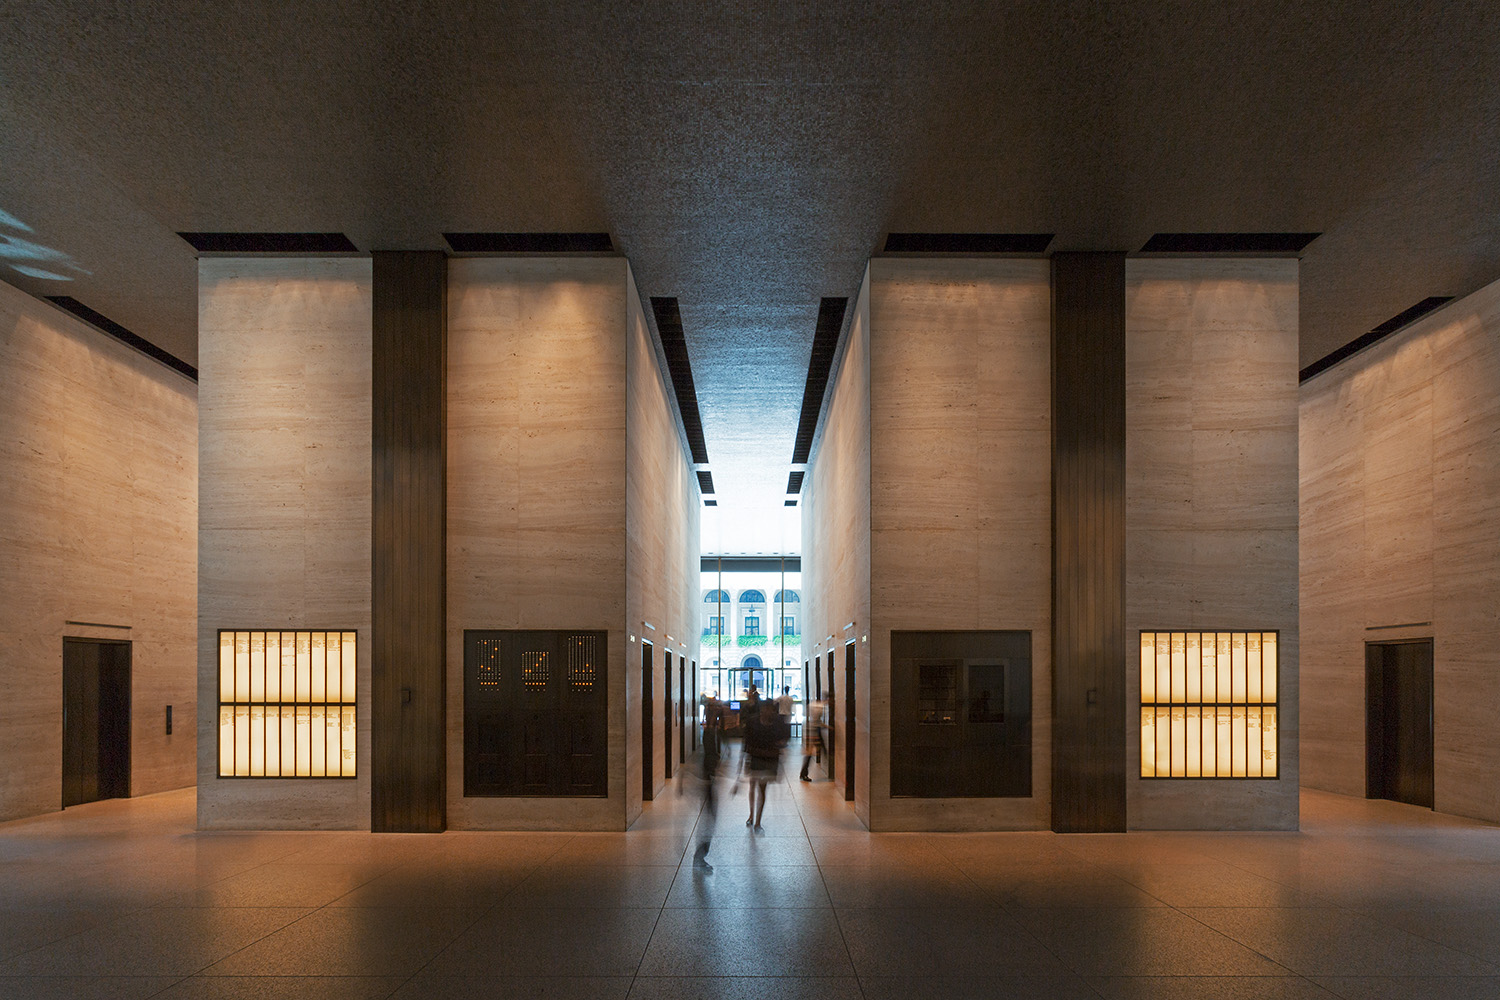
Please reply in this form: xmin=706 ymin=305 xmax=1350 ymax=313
xmin=803 ymin=266 xmax=873 ymax=825
xmin=865 ymin=258 xmax=1053 ymax=831
xmin=197 ymin=258 xmax=372 ymax=829
xmin=1301 ymin=277 xmax=1500 ymax=823
xmin=1126 ymin=258 xmax=1301 ymax=830
xmin=0 ymin=281 xmax=198 ymax=823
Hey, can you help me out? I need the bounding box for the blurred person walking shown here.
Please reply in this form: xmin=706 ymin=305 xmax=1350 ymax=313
xmin=693 ymin=693 xmax=725 ymax=871
xmin=743 ymin=697 xmax=788 ymax=831
xmin=800 ymin=695 xmax=825 ymax=781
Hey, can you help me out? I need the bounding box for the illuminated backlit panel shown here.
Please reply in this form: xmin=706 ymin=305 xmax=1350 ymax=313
xmin=218 ymin=630 xmax=357 ymax=778
xmin=1139 ymin=631 xmax=1278 ymax=779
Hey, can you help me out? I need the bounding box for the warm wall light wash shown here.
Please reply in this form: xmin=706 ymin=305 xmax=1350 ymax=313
xmin=1140 ymin=631 xmax=1278 ymax=779
xmin=218 ymin=630 xmax=357 ymax=778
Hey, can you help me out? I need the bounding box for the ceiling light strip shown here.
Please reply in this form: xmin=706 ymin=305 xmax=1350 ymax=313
xmin=883 ymin=233 xmax=1054 ymax=254
xmin=442 ymin=232 xmax=613 ymax=253
xmin=790 ymin=297 xmax=848 ymax=465
xmin=177 ymin=232 xmax=358 ymax=254
xmin=649 ymin=296 xmax=710 ymax=465
xmin=1139 ymin=232 xmax=1321 ymax=254
xmin=45 ymin=296 xmax=197 ymax=381
xmin=1299 ymin=296 xmax=1454 ymax=383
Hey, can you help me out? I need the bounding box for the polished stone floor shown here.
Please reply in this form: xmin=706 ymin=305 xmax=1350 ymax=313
xmin=3 ymin=756 xmax=1499 ymax=1000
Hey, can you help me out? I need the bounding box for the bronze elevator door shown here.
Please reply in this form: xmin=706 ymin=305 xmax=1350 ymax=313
xmin=642 ymin=642 xmax=654 ymax=801
xmin=62 ymin=638 xmax=131 ymax=807
xmin=663 ymin=652 xmax=673 ymax=782
xmin=1366 ymin=639 xmax=1434 ymax=809
xmin=844 ymin=641 xmax=856 ymax=803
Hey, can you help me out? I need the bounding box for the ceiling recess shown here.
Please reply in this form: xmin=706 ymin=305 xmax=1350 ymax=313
xmin=790 ymin=298 xmax=848 ymax=465
xmin=177 ymin=232 xmax=358 ymax=253
xmin=651 ymin=296 xmax=710 ymax=465
xmin=696 ymin=470 xmax=715 ymax=495
xmin=786 ymin=471 xmax=804 ymax=494
xmin=46 ymin=296 xmax=197 ymax=380
xmin=1300 ymin=296 xmax=1454 ymax=383
xmin=1139 ymin=232 xmax=1321 ymax=254
xmin=883 ymin=233 xmax=1054 ymax=254
xmin=442 ymin=233 xmax=613 ymax=253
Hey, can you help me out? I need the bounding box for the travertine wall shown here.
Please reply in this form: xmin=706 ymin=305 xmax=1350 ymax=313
xmin=802 ymin=267 xmax=874 ymax=824
xmin=805 ymin=257 xmax=1299 ymax=832
xmin=1125 ymin=258 xmax=1300 ymax=830
xmin=0 ymin=282 xmax=197 ymax=823
xmin=446 ymin=259 xmax=697 ymax=829
xmin=446 ymin=258 xmax=629 ymax=829
xmin=198 ymin=256 xmax=697 ymax=832
xmin=197 ymin=258 xmax=372 ymax=829
xmin=624 ymin=275 xmax=701 ymax=822
xmin=1300 ymin=277 xmax=1500 ymax=823
xmin=866 ymin=258 xmax=1053 ymax=831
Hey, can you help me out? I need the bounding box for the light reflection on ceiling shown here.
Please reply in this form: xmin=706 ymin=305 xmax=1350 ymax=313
xmin=0 ymin=211 xmax=89 ymax=281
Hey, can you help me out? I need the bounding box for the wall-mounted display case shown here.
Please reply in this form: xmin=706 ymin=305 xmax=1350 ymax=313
xmin=891 ymin=630 xmax=1032 ymax=798
xmin=1140 ymin=631 xmax=1277 ymax=778
xmin=218 ymin=630 xmax=357 ymax=778
xmin=464 ymin=630 xmax=608 ymax=797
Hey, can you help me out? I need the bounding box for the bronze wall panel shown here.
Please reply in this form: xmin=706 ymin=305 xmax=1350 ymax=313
xmin=372 ymin=251 xmax=447 ymax=832
xmin=1051 ymin=252 xmax=1127 ymax=832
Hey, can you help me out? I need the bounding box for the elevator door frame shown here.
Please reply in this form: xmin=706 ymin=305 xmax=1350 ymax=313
xmin=1365 ymin=637 xmax=1435 ymax=810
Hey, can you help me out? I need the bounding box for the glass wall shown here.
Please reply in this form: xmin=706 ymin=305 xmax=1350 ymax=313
xmin=699 ymin=558 xmax=802 ymax=722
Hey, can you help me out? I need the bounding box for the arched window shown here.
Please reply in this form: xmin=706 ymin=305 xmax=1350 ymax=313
xmin=703 ymin=589 xmax=729 ymax=603
xmin=739 ymin=590 xmax=765 ymax=604
xmin=773 ymin=590 xmax=800 ymax=603
xmin=742 ymin=655 xmax=763 ymax=670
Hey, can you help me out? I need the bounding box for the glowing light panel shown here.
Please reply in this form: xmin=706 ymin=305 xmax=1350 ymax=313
xmin=218 ymin=630 xmax=356 ymax=778
xmin=1140 ymin=631 xmax=1277 ymax=779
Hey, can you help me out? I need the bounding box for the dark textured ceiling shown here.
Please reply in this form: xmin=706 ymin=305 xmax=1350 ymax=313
xmin=4 ymin=1 xmax=1500 ymax=536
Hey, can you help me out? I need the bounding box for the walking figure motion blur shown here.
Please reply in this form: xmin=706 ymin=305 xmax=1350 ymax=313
xmin=693 ymin=692 xmax=725 ymax=871
xmin=743 ymin=696 xmax=789 ymax=831
xmin=800 ymin=695 xmax=826 ymax=781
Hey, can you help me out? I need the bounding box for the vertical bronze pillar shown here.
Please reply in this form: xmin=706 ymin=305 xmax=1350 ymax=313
xmin=371 ymin=251 xmax=447 ymax=832
xmin=1051 ymin=252 xmax=1127 ymax=832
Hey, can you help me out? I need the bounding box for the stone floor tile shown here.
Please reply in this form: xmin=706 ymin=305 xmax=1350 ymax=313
xmin=636 ymin=907 xmax=851 ymax=977
xmin=1184 ymin=907 xmax=1500 ymax=978
xmin=199 ymin=907 xmax=477 ymax=977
